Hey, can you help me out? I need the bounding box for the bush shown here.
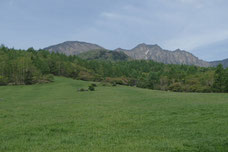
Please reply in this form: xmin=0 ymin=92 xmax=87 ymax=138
xmin=105 ymin=77 xmax=128 ymax=85
xmin=24 ymin=70 xmax=34 ymax=85
xmin=168 ymin=82 xmax=183 ymax=92
xmin=128 ymin=79 xmax=137 ymax=86
xmin=78 ymin=88 xmax=88 ymax=92
xmin=100 ymin=82 xmax=111 ymax=86
xmin=91 ymin=83 xmax=97 ymax=87
xmin=0 ymin=76 xmax=8 ymax=86
xmin=136 ymin=80 xmax=147 ymax=88
xmin=88 ymin=85 xmax=95 ymax=91
xmin=78 ymin=71 xmax=96 ymax=81
xmin=44 ymin=74 xmax=54 ymax=82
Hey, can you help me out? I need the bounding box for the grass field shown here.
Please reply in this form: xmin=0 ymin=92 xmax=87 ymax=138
xmin=0 ymin=77 xmax=228 ymax=152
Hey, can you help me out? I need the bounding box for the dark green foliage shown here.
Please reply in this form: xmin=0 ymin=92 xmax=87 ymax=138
xmin=213 ymin=64 xmax=224 ymax=92
xmin=91 ymin=83 xmax=97 ymax=87
xmin=0 ymin=46 xmax=53 ymax=85
xmin=78 ymin=88 xmax=89 ymax=92
xmin=147 ymin=72 xmax=160 ymax=89
xmin=78 ymin=88 xmax=86 ymax=92
xmin=168 ymin=82 xmax=183 ymax=92
xmin=212 ymin=64 xmax=228 ymax=92
xmin=88 ymin=85 xmax=95 ymax=91
xmin=45 ymin=74 xmax=54 ymax=82
xmin=77 ymin=49 xmax=130 ymax=61
xmin=0 ymin=76 xmax=7 ymax=86
xmin=224 ymin=69 xmax=228 ymax=92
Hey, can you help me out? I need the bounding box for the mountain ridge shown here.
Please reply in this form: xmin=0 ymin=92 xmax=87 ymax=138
xmin=44 ymin=41 xmax=228 ymax=67
xmin=117 ymin=43 xmax=210 ymax=67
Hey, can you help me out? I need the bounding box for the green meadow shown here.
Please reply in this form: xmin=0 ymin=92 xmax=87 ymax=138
xmin=0 ymin=77 xmax=228 ymax=152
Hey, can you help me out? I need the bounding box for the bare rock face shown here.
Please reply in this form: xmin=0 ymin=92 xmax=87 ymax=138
xmin=44 ymin=41 xmax=104 ymax=55
xmin=119 ymin=43 xmax=210 ymax=67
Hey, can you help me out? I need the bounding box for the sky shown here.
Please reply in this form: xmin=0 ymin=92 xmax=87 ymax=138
xmin=0 ymin=0 xmax=228 ymax=61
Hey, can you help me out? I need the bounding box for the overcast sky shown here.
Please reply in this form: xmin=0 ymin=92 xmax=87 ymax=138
xmin=1 ymin=0 xmax=228 ymax=61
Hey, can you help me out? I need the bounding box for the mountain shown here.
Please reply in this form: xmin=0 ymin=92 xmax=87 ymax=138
xmin=78 ymin=49 xmax=131 ymax=61
xmin=44 ymin=41 xmax=104 ymax=55
xmin=44 ymin=41 xmax=228 ymax=67
xmin=118 ymin=43 xmax=210 ymax=67
xmin=210 ymin=58 xmax=228 ymax=68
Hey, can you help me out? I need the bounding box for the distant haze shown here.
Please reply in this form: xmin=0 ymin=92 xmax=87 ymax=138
xmin=1 ymin=0 xmax=228 ymax=61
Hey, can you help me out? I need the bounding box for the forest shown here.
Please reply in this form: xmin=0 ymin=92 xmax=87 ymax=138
xmin=0 ymin=45 xmax=228 ymax=93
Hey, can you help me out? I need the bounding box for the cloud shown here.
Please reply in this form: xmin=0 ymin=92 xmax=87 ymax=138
xmin=163 ymin=29 xmax=228 ymax=50
xmin=177 ymin=0 xmax=200 ymax=3
xmin=100 ymin=12 xmax=152 ymax=25
xmin=191 ymin=38 xmax=228 ymax=61
xmin=82 ymin=0 xmax=228 ymax=54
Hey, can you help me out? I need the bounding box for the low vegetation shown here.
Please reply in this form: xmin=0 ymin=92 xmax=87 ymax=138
xmin=0 ymin=45 xmax=228 ymax=92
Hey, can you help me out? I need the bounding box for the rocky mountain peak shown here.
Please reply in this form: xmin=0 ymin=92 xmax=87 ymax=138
xmin=134 ymin=43 xmax=162 ymax=50
xmin=44 ymin=41 xmax=104 ymax=55
xmin=121 ymin=44 xmax=210 ymax=67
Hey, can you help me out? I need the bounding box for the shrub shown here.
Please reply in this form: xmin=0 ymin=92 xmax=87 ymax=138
xmin=128 ymin=79 xmax=137 ymax=86
xmin=91 ymin=83 xmax=97 ymax=87
xmin=78 ymin=88 xmax=87 ymax=92
xmin=168 ymin=82 xmax=183 ymax=92
xmin=46 ymin=74 xmax=54 ymax=82
xmin=105 ymin=77 xmax=128 ymax=85
xmin=0 ymin=76 xmax=8 ymax=86
xmin=100 ymin=82 xmax=111 ymax=86
xmin=88 ymin=85 xmax=95 ymax=91
xmin=78 ymin=71 xmax=96 ymax=81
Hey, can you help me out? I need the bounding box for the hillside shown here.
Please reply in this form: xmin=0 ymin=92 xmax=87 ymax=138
xmin=77 ymin=49 xmax=131 ymax=61
xmin=44 ymin=41 xmax=104 ymax=55
xmin=0 ymin=77 xmax=228 ymax=152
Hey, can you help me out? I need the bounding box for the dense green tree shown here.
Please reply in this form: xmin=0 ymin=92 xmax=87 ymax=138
xmin=213 ymin=64 xmax=224 ymax=92
xmin=224 ymin=68 xmax=228 ymax=92
xmin=147 ymin=72 xmax=159 ymax=89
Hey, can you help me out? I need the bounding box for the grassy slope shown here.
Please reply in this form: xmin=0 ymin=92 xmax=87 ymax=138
xmin=0 ymin=77 xmax=228 ymax=152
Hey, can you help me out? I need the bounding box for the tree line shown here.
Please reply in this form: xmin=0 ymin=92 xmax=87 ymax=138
xmin=0 ymin=45 xmax=228 ymax=93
